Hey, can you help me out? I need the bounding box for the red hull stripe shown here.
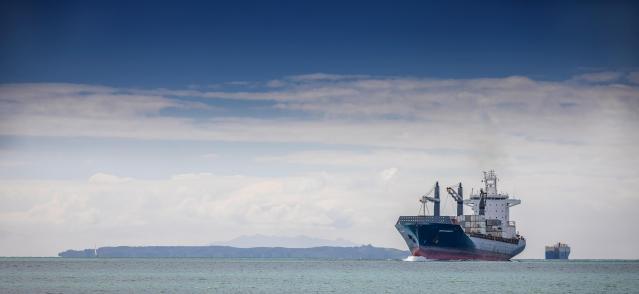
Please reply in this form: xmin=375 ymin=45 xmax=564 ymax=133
xmin=414 ymin=247 xmax=512 ymax=261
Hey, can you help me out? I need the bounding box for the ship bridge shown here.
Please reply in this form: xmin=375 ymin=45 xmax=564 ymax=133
xmin=465 ymin=170 xmax=520 ymax=238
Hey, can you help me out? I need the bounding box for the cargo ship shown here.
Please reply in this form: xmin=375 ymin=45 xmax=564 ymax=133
xmin=545 ymin=242 xmax=570 ymax=259
xmin=395 ymin=170 xmax=526 ymax=261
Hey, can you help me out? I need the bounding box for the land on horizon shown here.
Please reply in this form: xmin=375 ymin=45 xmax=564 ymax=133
xmin=57 ymin=244 xmax=408 ymax=260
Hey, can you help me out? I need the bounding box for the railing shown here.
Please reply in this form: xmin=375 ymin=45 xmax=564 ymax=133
xmin=397 ymin=216 xmax=455 ymax=224
xmin=468 ymin=233 xmax=520 ymax=244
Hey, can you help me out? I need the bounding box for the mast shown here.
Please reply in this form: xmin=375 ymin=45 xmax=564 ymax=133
xmin=457 ymin=183 xmax=463 ymax=216
xmin=445 ymin=184 xmax=464 ymax=216
xmin=434 ymin=181 xmax=440 ymax=217
xmin=479 ymin=188 xmax=487 ymax=216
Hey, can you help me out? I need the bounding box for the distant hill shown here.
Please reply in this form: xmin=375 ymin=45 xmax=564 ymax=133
xmin=58 ymin=245 xmax=408 ymax=259
xmin=212 ymin=234 xmax=360 ymax=248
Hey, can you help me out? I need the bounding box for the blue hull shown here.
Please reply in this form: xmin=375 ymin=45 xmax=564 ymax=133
xmin=545 ymin=251 xmax=570 ymax=259
xmin=396 ymin=216 xmax=525 ymax=260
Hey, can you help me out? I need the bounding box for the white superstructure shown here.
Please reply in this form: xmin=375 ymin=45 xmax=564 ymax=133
xmin=465 ymin=170 xmax=520 ymax=239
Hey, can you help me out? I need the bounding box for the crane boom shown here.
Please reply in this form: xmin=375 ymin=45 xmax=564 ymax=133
xmin=418 ymin=182 xmax=440 ymax=216
xmin=446 ymin=183 xmax=464 ymax=216
xmin=446 ymin=187 xmax=463 ymax=202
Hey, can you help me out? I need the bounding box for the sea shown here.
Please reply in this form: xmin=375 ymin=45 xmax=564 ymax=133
xmin=1 ymin=258 xmax=638 ymax=293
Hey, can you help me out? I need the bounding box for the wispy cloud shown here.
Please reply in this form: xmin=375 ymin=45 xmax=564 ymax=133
xmin=2 ymin=75 xmax=637 ymax=146
xmin=571 ymin=71 xmax=623 ymax=83
xmin=286 ymin=73 xmax=371 ymax=82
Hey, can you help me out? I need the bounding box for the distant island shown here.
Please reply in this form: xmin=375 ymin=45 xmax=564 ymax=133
xmin=58 ymin=245 xmax=408 ymax=259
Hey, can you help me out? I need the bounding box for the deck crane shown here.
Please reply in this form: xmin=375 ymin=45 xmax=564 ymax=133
xmin=446 ymin=183 xmax=464 ymax=216
xmin=478 ymin=188 xmax=487 ymax=216
xmin=419 ymin=182 xmax=441 ymax=216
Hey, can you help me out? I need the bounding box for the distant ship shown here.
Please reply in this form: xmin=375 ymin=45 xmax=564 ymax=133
xmin=395 ymin=170 xmax=526 ymax=260
xmin=545 ymin=242 xmax=570 ymax=259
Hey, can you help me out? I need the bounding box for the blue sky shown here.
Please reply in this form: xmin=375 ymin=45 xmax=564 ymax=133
xmin=2 ymin=1 xmax=638 ymax=87
xmin=1 ymin=1 xmax=639 ymax=258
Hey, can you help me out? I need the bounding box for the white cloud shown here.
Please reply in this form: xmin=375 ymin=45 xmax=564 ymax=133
xmin=286 ymin=73 xmax=370 ymax=82
xmin=265 ymin=79 xmax=286 ymax=88
xmin=380 ymin=167 xmax=398 ymax=181
xmin=2 ymin=77 xmax=637 ymax=151
xmin=572 ymin=71 xmax=623 ymax=82
xmin=258 ymin=149 xmax=474 ymax=170
xmin=0 ymin=83 xmax=210 ymax=123
xmin=88 ymin=173 xmax=133 ymax=184
xmin=0 ymin=171 xmax=412 ymax=256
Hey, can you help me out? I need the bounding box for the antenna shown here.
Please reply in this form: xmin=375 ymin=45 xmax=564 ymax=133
xmin=479 ymin=188 xmax=487 ymax=215
xmin=483 ymin=170 xmax=498 ymax=195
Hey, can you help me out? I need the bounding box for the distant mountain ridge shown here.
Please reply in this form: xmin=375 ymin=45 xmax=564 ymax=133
xmin=58 ymin=245 xmax=408 ymax=260
xmin=211 ymin=234 xmax=360 ymax=248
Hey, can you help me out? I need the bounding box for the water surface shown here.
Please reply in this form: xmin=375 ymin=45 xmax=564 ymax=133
xmin=1 ymin=258 xmax=638 ymax=293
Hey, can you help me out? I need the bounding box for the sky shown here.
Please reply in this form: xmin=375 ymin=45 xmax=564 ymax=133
xmin=0 ymin=0 xmax=638 ymax=258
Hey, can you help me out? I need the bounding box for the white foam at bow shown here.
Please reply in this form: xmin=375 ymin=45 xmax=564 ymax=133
xmin=402 ymin=255 xmax=429 ymax=262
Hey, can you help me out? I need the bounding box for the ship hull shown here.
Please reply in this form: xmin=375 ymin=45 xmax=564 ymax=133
xmin=396 ymin=220 xmax=525 ymax=261
xmin=545 ymin=249 xmax=570 ymax=259
xmin=412 ymin=246 xmax=513 ymax=261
